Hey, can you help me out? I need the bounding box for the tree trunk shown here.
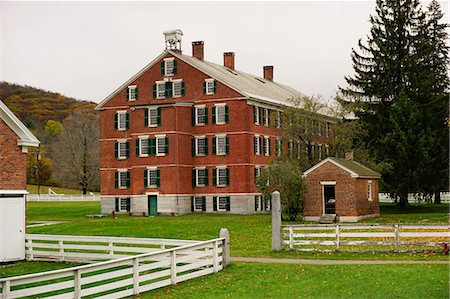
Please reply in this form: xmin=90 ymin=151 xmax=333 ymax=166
xmin=398 ymin=192 xmax=409 ymax=209
xmin=434 ymin=191 xmax=441 ymax=204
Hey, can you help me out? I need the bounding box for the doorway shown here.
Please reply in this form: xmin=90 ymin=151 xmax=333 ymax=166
xmin=323 ymin=185 xmax=336 ymax=215
xmin=148 ymin=195 xmax=157 ymax=216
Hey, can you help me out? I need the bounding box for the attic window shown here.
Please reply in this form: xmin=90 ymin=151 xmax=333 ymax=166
xmin=254 ymin=78 xmax=266 ymax=84
xmin=227 ymin=69 xmax=238 ymax=76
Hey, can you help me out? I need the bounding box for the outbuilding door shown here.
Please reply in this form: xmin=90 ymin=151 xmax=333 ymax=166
xmin=0 ymin=196 xmax=25 ymax=262
xmin=148 ymin=195 xmax=157 ymax=216
xmin=323 ymin=185 xmax=336 ymax=215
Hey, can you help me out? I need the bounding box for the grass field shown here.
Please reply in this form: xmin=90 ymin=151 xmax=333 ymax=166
xmin=26 ymin=184 xmax=99 ymax=195
xmin=26 ymin=201 xmax=449 ymax=260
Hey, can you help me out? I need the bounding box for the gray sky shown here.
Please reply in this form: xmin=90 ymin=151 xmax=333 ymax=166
xmin=1 ymin=1 xmax=448 ymax=104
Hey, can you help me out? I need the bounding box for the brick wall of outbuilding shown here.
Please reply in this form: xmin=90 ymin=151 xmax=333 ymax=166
xmin=0 ymin=119 xmax=27 ymax=190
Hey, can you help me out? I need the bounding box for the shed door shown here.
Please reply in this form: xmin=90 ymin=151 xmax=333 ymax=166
xmin=1 ymin=197 xmax=25 ymax=261
xmin=323 ymin=185 xmax=336 ymax=215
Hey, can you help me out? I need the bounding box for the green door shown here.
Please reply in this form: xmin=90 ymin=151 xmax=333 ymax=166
xmin=148 ymin=195 xmax=157 ymax=216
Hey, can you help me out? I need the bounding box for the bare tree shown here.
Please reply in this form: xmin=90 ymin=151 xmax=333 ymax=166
xmin=52 ymin=109 xmax=99 ymax=194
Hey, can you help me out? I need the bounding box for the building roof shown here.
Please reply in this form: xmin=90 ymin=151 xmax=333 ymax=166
xmin=97 ymin=49 xmax=333 ymax=117
xmin=303 ymin=157 xmax=381 ymax=179
xmin=0 ymin=100 xmax=40 ymax=149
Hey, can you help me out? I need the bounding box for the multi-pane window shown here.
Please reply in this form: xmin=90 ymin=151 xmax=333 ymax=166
xmin=213 ymin=104 xmax=228 ymax=125
xmin=193 ymin=168 xmax=208 ymax=186
xmin=264 ymin=137 xmax=270 ymax=156
xmin=276 ymin=111 xmax=282 ymax=128
xmin=193 ymin=196 xmax=206 ymax=211
xmin=216 ymin=136 xmax=227 ymax=155
xmin=115 ymin=197 xmax=130 ymax=212
xmin=288 ymin=140 xmax=294 ymax=158
xmin=164 ymin=59 xmax=175 ymax=76
xmin=213 ymin=196 xmax=230 ymax=211
xmin=194 ymin=106 xmax=208 ymax=125
xmin=194 ymin=137 xmax=208 ymax=156
xmin=368 ymin=180 xmax=373 ymax=201
xmin=156 ymin=82 xmax=165 ymax=99
xmin=116 ymin=111 xmax=128 ymax=131
xmin=254 ymin=135 xmax=261 ymax=155
xmin=276 ymin=139 xmax=282 ymax=157
xmin=156 ymin=136 xmax=168 ymax=156
xmin=326 ymin=122 xmax=331 ymax=137
xmin=127 ymin=86 xmax=138 ymax=101
xmin=147 ymin=108 xmax=159 ymax=127
xmin=139 ymin=138 xmax=149 ymax=156
xmin=116 ymin=141 xmax=128 ymax=159
xmin=254 ymin=166 xmax=261 ymax=183
xmin=255 ymin=195 xmax=264 ymax=212
xmin=254 ymin=106 xmax=260 ymax=124
xmin=216 ymin=167 xmax=229 ymax=187
xmin=263 ymin=108 xmax=269 ymax=127
xmin=205 ymin=79 xmax=216 ymax=95
xmin=172 ymin=80 xmax=183 ymax=98
xmin=318 ymin=144 xmax=323 ymax=160
xmin=116 ymin=170 xmax=130 ymax=189
xmin=145 ymin=168 xmax=160 ymax=188
xmin=325 ymin=145 xmax=330 ymax=157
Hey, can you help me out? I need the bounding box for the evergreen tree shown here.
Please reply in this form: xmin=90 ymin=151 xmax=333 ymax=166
xmin=339 ymin=0 xmax=447 ymax=208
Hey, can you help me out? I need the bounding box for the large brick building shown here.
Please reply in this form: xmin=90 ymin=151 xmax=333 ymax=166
xmin=96 ymin=30 xmax=334 ymax=215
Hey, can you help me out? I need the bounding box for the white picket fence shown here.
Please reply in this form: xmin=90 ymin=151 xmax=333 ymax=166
xmin=0 ymin=234 xmax=226 ymax=298
xmin=27 ymin=194 xmax=100 ymax=202
xmin=283 ymin=224 xmax=450 ymax=252
xmin=379 ymin=192 xmax=450 ymax=203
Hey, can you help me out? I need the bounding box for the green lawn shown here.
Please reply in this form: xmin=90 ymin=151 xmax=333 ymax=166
xmin=144 ymin=263 xmax=449 ymax=299
xmin=26 ymin=184 xmax=99 ymax=195
xmin=26 ymin=202 xmax=449 ymax=260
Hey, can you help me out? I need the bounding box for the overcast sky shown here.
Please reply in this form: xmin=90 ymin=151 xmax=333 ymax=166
xmin=1 ymin=1 xmax=448 ymax=104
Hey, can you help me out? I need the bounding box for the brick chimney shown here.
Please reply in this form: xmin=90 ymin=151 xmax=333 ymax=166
xmin=263 ymin=66 xmax=273 ymax=81
xmin=224 ymin=52 xmax=235 ymax=70
xmin=345 ymin=151 xmax=354 ymax=160
xmin=192 ymin=41 xmax=204 ymax=61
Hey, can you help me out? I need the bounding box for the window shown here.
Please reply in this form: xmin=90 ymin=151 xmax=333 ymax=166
xmin=213 ymin=196 xmax=230 ymax=211
xmin=326 ymin=122 xmax=331 ymax=137
xmin=215 ymin=135 xmax=228 ymax=155
xmin=254 ymin=135 xmax=261 ymax=155
xmin=146 ymin=108 xmax=161 ymax=127
xmin=255 ymin=195 xmax=264 ymax=212
xmin=263 ymin=108 xmax=269 ymax=127
xmin=264 ymin=136 xmax=270 ymax=156
xmin=144 ymin=168 xmax=160 ymax=188
xmin=193 ymin=136 xmax=208 ymax=156
xmin=325 ymin=145 xmax=330 ymax=157
xmin=115 ymin=111 xmax=129 ymax=131
xmin=214 ymin=167 xmax=229 ymax=187
xmin=194 ymin=106 xmax=208 ymax=125
xmin=115 ymin=170 xmax=130 ymax=189
xmin=156 ymin=136 xmax=168 ymax=156
xmin=192 ymin=196 xmax=206 ymax=212
xmin=213 ymin=104 xmax=228 ymax=124
xmin=138 ymin=137 xmax=149 ymax=156
xmin=155 ymin=82 xmax=165 ymax=99
xmin=368 ymin=180 xmax=373 ymax=201
xmin=276 ymin=111 xmax=282 ymax=128
xmin=115 ymin=198 xmax=130 ymax=212
xmin=115 ymin=140 xmax=129 ymax=160
xmin=276 ymin=138 xmax=282 ymax=157
xmin=193 ymin=168 xmax=209 ymax=187
xmin=318 ymin=144 xmax=323 ymax=160
xmin=288 ymin=140 xmax=294 ymax=158
xmin=162 ymin=58 xmax=176 ymax=76
xmin=172 ymin=80 xmax=183 ymax=98
xmin=253 ymin=106 xmax=260 ymax=125
xmin=204 ymin=79 xmax=216 ymax=95
xmin=254 ymin=166 xmax=261 ymax=183
xmin=126 ymin=86 xmax=138 ymax=101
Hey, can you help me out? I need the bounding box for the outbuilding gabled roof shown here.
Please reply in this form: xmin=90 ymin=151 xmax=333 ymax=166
xmin=303 ymin=157 xmax=381 ymax=179
xmin=0 ymin=100 xmax=40 ymax=149
xmin=97 ymin=49 xmax=332 ymax=117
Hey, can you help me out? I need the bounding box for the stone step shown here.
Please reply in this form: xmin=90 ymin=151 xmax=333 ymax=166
xmin=318 ymin=214 xmax=336 ymax=224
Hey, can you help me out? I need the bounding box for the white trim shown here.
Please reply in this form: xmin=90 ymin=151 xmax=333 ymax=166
xmin=146 ymin=166 xmax=157 ymax=170
xmin=0 ymin=190 xmax=28 ymax=195
xmin=303 ymin=158 xmax=358 ymax=178
xmin=215 ymin=135 xmax=227 ymax=155
xmin=320 ymin=181 xmax=337 ymax=185
xmin=194 ymin=104 xmax=206 ymax=108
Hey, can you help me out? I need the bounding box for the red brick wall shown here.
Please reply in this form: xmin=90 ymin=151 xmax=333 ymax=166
xmin=0 ymin=119 xmax=27 ymax=190
xmin=304 ymin=161 xmax=379 ymax=217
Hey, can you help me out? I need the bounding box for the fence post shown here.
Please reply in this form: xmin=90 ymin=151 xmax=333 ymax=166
xmin=394 ymin=224 xmax=399 ymax=252
xmin=220 ymin=228 xmax=230 ymax=267
xmin=335 ymin=224 xmax=340 ymax=251
xmin=271 ymin=190 xmax=282 ymax=251
xmin=133 ymin=257 xmax=140 ymax=295
xmin=170 ymin=250 xmax=177 ymax=285
xmin=28 ymin=238 xmax=34 ymax=260
xmin=74 ymin=269 xmax=81 ymax=299
xmin=289 ymin=226 xmax=294 ymax=249
xmin=108 ymin=242 xmax=114 ymax=257
xmin=213 ymin=241 xmax=218 ymax=273
xmin=2 ymin=280 xmax=10 ymax=299
xmin=59 ymin=240 xmax=64 ymax=260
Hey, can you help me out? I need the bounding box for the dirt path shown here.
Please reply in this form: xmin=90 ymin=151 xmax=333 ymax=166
xmin=231 ymin=256 xmax=449 ymax=265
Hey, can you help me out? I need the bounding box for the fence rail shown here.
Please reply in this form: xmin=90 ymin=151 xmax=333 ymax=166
xmin=27 ymin=194 xmax=100 ymax=202
xmin=378 ymin=192 xmax=450 ymax=203
xmin=1 ymin=234 xmax=226 ymax=298
xmin=282 ymin=224 xmax=450 ymax=252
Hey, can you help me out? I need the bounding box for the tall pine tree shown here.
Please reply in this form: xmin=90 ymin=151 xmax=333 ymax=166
xmin=340 ymin=0 xmax=448 ymax=208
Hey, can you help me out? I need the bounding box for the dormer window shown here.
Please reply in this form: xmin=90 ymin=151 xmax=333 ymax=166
xmin=126 ymin=85 xmax=138 ymax=101
xmin=161 ymin=58 xmax=177 ymax=76
xmin=204 ymin=79 xmax=216 ymax=95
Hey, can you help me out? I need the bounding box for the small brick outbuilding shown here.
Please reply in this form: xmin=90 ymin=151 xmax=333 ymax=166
xmin=303 ymin=157 xmax=381 ymax=222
